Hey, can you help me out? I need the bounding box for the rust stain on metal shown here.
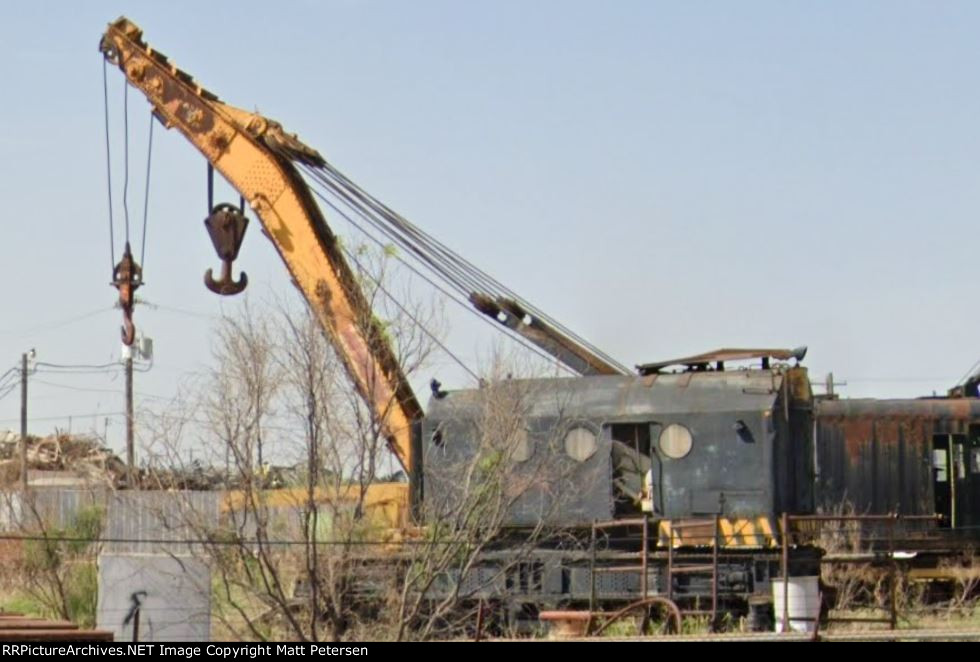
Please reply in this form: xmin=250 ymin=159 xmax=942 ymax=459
xmin=841 ymin=418 xmax=874 ymax=464
xmin=875 ymin=418 xmax=900 ymax=445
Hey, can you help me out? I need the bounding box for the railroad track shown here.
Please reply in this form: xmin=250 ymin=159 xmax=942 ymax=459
xmin=560 ymin=628 xmax=980 ymax=642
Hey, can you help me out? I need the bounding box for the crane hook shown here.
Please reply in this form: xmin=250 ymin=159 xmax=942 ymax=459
xmin=112 ymin=242 xmax=143 ymax=346
xmin=203 ymin=203 xmax=249 ymax=296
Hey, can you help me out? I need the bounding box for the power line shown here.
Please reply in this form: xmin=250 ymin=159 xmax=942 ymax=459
xmin=844 ymin=377 xmax=956 ymax=383
xmin=140 ymin=300 xmax=216 ymax=320
xmin=34 ymin=360 xmax=152 ymax=375
xmin=0 ymin=383 xmax=17 ymax=403
xmin=36 ymin=361 xmax=120 ymax=371
xmin=32 ymin=379 xmax=172 ymax=401
xmin=0 ymin=411 xmax=126 ymax=424
xmin=0 ymin=366 xmax=19 ymax=389
xmin=0 ymin=307 xmax=114 ymax=337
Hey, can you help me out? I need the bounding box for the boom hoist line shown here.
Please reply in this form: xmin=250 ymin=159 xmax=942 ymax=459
xmin=296 ymin=162 xmax=630 ymax=377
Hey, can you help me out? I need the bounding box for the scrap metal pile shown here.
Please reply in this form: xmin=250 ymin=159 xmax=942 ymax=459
xmin=0 ymin=431 xmax=126 ymax=487
xmin=0 ymin=428 xmax=308 ymax=490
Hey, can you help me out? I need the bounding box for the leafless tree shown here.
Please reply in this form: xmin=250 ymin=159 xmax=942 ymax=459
xmin=142 ymin=246 xmax=578 ymax=641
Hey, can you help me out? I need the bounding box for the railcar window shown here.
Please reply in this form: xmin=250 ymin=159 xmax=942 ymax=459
xmin=659 ymin=423 xmax=693 ymax=459
xmin=509 ymin=428 xmax=532 ymax=463
xmin=564 ymin=426 xmax=597 ymax=462
xmin=933 ymin=449 xmax=948 ymax=483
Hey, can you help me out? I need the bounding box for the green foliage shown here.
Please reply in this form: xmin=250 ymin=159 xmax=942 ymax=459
xmin=24 ymin=505 xmax=102 ymax=573
xmin=476 ymin=449 xmax=504 ymax=476
xmin=63 ymin=563 xmax=98 ymax=628
xmin=21 ymin=505 xmax=104 ymax=627
xmin=1 ymin=592 xmax=46 ymax=617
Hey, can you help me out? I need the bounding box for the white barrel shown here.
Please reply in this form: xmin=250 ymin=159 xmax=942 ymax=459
xmin=771 ymin=576 xmax=821 ymax=633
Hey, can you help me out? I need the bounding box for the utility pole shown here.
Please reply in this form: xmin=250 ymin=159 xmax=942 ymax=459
xmin=19 ymin=351 xmax=28 ymax=492
xmin=125 ymin=349 xmax=135 ymax=489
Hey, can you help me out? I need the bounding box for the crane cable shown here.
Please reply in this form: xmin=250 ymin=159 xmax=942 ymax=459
xmin=302 ymin=170 xmax=580 ymax=375
xmin=303 ymin=176 xmax=578 ymax=376
xmin=956 ymin=358 xmax=980 ymax=387
xmin=339 ymin=244 xmax=482 ymax=383
xmin=102 ymin=59 xmax=116 ymax=269
xmin=140 ymin=113 xmax=155 ymax=267
xmin=102 ymin=67 xmax=155 ymax=272
xmin=301 ymin=166 xmax=565 ymax=354
xmin=313 ymin=161 xmax=554 ymax=316
xmin=122 ymin=82 xmax=130 ymax=245
xmin=297 ymin=160 xmax=628 ymax=374
xmin=300 ymin=161 xmax=629 ymax=373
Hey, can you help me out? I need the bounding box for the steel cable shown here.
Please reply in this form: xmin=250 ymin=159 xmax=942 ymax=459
xmin=102 ymin=60 xmax=116 ymax=268
xmin=301 ymin=161 xmax=629 ymax=373
xmin=140 ymin=111 xmax=155 ymax=267
xmin=303 ymin=183 xmax=577 ymax=375
xmin=314 ymin=160 xmax=615 ymax=356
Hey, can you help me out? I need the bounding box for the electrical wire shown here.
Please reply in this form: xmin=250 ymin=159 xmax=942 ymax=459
xmin=35 ymin=361 xmax=121 ymax=371
xmin=32 ymin=379 xmax=172 ymax=401
xmin=139 ymin=300 xmax=216 ymax=320
xmin=0 ymin=383 xmax=17 ymax=403
xmin=0 ymin=411 xmax=127 ymax=424
xmin=34 ymin=359 xmax=153 ymax=375
xmin=0 ymin=306 xmax=113 ymax=337
xmin=0 ymin=366 xmax=19 ymax=387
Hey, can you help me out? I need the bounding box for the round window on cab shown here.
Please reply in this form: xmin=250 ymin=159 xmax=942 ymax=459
xmin=659 ymin=423 xmax=693 ymax=459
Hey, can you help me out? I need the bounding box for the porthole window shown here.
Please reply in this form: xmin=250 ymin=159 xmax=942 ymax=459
xmin=510 ymin=428 xmax=533 ymax=463
xmin=659 ymin=423 xmax=693 ymax=459
xmin=564 ymin=426 xmax=597 ymax=462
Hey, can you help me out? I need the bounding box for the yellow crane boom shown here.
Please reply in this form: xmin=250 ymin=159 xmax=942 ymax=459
xmin=99 ymin=17 xmax=422 ymax=471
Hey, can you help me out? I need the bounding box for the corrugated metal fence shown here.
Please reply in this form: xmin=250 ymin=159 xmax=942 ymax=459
xmin=0 ymin=489 xmax=220 ymax=553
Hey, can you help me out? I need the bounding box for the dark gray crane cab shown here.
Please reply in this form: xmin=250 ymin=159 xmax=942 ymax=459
xmin=422 ymin=349 xmax=815 ymax=528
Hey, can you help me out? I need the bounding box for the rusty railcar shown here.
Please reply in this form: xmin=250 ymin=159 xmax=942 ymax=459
xmin=815 ymin=398 xmax=980 ymax=531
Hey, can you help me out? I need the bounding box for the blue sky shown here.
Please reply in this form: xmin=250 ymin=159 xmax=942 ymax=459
xmin=0 ymin=1 xmax=977 ymax=458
